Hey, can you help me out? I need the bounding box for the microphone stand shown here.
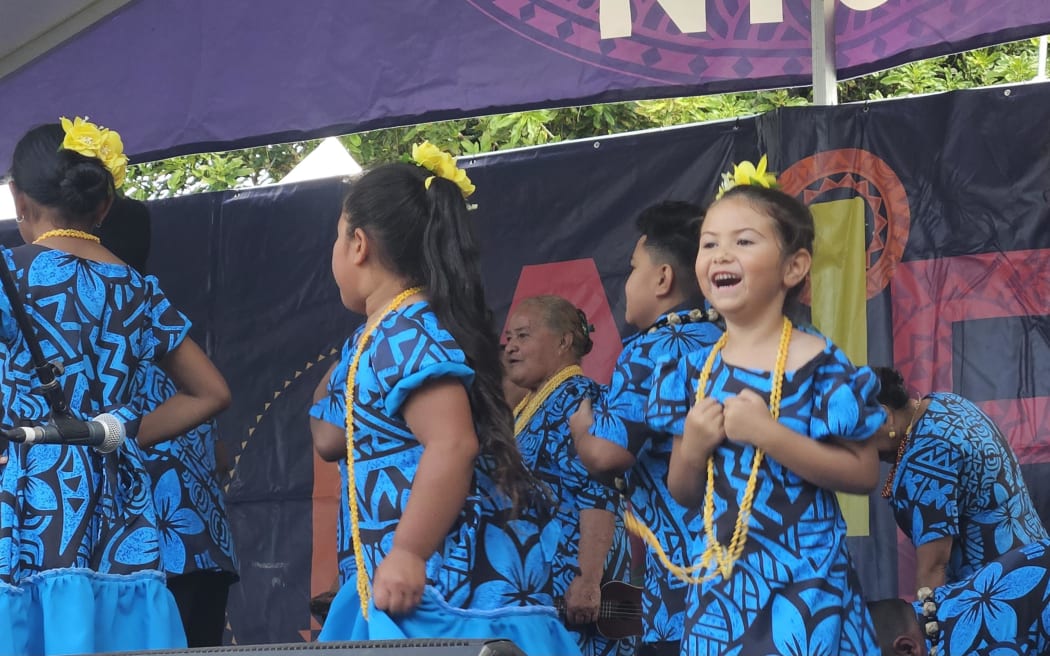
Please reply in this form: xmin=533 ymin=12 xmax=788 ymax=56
xmin=0 ymin=247 xmax=81 ymax=435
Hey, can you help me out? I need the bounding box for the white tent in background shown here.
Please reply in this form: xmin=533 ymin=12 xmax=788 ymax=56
xmin=0 ymin=184 xmax=14 ymax=221
xmin=0 ymin=137 xmax=362 ymax=220
xmin=276 ymin=137 xmax=361 ymax=185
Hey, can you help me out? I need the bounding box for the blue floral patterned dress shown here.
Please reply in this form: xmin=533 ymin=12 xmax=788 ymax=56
xmin=919 ymin=537 xmax=1050 ymax=655
xmin=310 ymin=301 xmax=580 ymax=656
xmin=647 ymin=338 xmax=885 ymax=656
xmin=516 ymin=374 xmax=634 ymax=656
xmin=590 ymin=309 xmax=722 ymax=647
xmin=888 ymin=392 xmax=1047 ymax=583
xmin=0 ymin=246 xmax=187 ymax=654
xmin=137 ymin=365 xmax=238 ymax=579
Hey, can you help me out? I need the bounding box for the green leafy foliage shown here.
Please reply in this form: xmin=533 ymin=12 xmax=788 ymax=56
xmin=125 ymin=39 xmax=1043 ymax=200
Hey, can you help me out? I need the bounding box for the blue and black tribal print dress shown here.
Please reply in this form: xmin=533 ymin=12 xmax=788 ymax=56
xmin=516 ymin=373 xmax=634 ymax=656
xmin=310 ymin=300 xmax=580 ymax=656
xmin=590 ymin=309 xmax=722 ymax=646
xmin=137 ymin=365 xmax=238 ymax=581
xmin=647 ymin=338 xmax=884 ymax=656
xmin=888 ymin=392 xmax=1047 ymax=583
xmin=918 ymin=537 xmax=1050 ymax=655
xmin=0 ymin=245 xmax=187 ymax=654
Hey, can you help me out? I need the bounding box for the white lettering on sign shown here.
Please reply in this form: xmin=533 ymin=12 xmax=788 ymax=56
xmin=839 ymin=0 xmax=889 ymax=9
xmin=751 ymin=0 xmax=783 ymax=24
xmin=599 ymin=0 xmax=889 ymax=38
xmin=599 ymin=0 xmax=706 ymax=39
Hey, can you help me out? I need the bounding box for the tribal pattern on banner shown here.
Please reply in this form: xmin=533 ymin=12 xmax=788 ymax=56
xmin=2 ymin=1 xmax=1049 ymax=163
xmin=464 ymin=0 xmax=1039 ymax=85
xmin=3 ymin=82 xmax=1048 ymax=646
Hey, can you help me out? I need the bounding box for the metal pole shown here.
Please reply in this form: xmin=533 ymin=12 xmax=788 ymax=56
xmin=812 ymin=0 xmax=839 ymax=105
xmin=1037 ymin=35 xmax=1048 ymax=80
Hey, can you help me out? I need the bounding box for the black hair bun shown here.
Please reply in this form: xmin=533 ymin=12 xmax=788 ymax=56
xmin=874 ymin=366 xmax=910 ymax=409
xmin=575 ymin=308 xmax=594 ymax=355
xmin=58 ymin=158 xmax=111 ymax=216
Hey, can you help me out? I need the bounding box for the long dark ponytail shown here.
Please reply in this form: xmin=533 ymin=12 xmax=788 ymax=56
xmin=343 ymin=163 xmax=543 ymax=512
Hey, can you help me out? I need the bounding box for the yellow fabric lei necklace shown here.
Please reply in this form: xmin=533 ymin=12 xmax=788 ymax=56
xmin=344 ymin=286 xmax=423 ymax=619
xmin=625 ymin=316 xmax=792 ymax=584
xmin=513 ymin=364 xmax=584 ymax=436
xmin=33 ymin=228 xmax=101 ymax=244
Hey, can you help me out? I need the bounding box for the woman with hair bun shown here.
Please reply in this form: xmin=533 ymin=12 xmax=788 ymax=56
xmin=504 ymin=295 xmax=633 ymax=656
xmin=0 ymin=119 xmax=230 ymax=654
xmin=871 ymin=366 xmax=1047 ymax=590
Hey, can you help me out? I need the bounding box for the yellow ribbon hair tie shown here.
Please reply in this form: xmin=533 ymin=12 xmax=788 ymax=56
xmin=411 ymin=141 xmax=476 ymax=198
xmin=716 ymin=154 xmax=779 ymax=200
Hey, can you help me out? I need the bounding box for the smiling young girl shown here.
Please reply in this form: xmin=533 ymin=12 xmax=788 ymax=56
xmin=650 ymin=162 xmax=886 ymax=655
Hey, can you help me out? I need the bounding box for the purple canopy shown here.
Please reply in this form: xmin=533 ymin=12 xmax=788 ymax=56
xmin=2 ymin=0 xmax=1048 ymax=165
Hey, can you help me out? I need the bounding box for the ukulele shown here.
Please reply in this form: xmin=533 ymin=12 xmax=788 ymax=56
xmin=555 ymin=580 xmax=643 ymax=640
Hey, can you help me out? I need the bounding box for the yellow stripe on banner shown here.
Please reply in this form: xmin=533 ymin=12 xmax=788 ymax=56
xmin=809 ymin=197 xmax=870 ymax=537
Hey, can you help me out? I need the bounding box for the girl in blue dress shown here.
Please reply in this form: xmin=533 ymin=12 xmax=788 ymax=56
xmin=0 ymin=121 xmax=231 ymax=654
xmin=101 ymin=196 xmax=239 ymax=648
xmin=651 ymin=165 xmax=886 ymax=655
xmin=138 ymin=366 xmax=239 ymax=645
xmin=504 ymin=295 xmax=634 ymax=656
xmin=309 ymin=144 xmax=580 ymax=656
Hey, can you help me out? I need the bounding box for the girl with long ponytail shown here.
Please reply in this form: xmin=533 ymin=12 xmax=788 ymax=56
xmin=309 ymin=144 xmax=578 ymax=655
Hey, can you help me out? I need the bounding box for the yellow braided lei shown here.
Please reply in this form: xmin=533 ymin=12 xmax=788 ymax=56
xmin=513 ymin=364 xmax=583 ymax=436
xmin=344 ymin=286 xmax=424 ymax=619
xmin=33 ymin=228 xmax=100 ymax=244
xmin=625 ymin=316 xmax=792 ymax=584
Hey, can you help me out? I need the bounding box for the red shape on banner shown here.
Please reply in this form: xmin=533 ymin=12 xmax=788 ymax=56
xmin=504 ymin=259 xmax=620 ymax=385
xmin=891 ymin=249 xmax=1050 ymax=465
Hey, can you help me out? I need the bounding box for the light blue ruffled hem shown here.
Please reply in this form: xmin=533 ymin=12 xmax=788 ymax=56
xmin=320 ymin=585 xmax=582 ymax=656
xmin=0 ymin=567 xmax=186 ymax=655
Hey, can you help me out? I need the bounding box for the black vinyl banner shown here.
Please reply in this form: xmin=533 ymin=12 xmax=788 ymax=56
xmin=5 ymin=82 xmax=1046 ymax=646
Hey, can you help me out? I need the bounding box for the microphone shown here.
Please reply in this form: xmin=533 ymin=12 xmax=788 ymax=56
xmin=3 ymin=413 xmax=126 ymax=453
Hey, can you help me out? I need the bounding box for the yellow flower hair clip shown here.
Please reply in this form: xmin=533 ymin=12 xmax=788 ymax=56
xmin=716 ymin=155 xmax=779 ymax=199
xmin=411 ymin=141 xmax=476 ymax=198
xmin=59 ymin=116 xmax=128 ymax=189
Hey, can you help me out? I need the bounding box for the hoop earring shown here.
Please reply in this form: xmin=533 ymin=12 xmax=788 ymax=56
xmin=15 ymin=214 xmax=24 ymax=224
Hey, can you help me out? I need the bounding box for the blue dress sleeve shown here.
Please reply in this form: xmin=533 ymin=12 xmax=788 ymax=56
xmin=140 ymin=274 xmax=191 ymax=362
xmin=645 ymin=353 xmax=700 ymax=438
xmin=559 ymin=378 xmax=618 ymax=513
xmin=592 ymin=345 xmax=652 ymax=454
xmin=807 ymin=346 xmax=886 ymax=441
xmin=309 ymin=339 xmax=353 ymax=428
xmin=370 ymin=312 xmax=475 ymax=417
xmin=592 ymin=379 xmax=630 ymax=450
